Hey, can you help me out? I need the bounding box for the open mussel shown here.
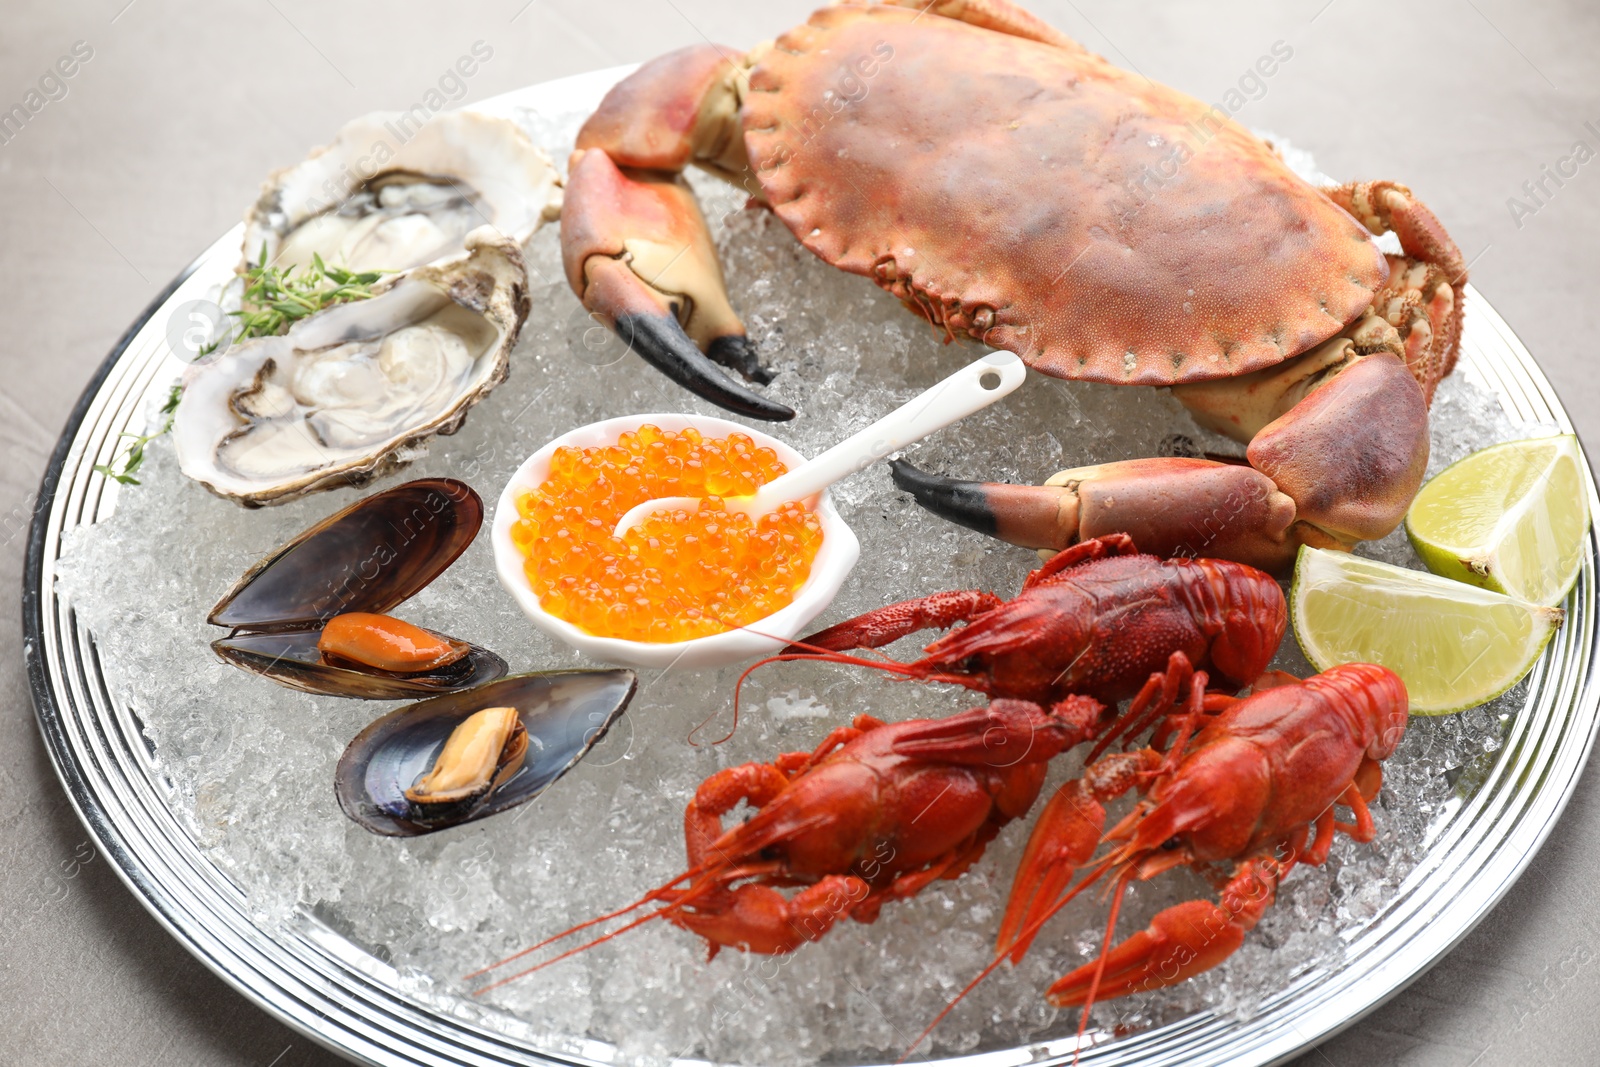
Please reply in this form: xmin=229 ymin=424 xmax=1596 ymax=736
xmin=209 ymin=478 xmax=506 ymax=698
xmin=336 ymin=670 xmax=637 ymax=836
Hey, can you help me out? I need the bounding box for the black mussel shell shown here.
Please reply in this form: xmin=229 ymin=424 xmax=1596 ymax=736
xmin=212 ymin=628 xmax=507 ymax=699
xmin=210 ymin=478 xmax=482 ymax=630
xmin=335 ymin=670 xmax=638 ymax=836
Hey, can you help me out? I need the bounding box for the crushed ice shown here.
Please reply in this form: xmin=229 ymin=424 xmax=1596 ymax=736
xmin=51 ymin=107 xmax=1556 ymax=1064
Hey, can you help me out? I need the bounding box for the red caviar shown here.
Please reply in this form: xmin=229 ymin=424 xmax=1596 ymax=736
xmin=512 ymin=425 xmax=824 ymax=642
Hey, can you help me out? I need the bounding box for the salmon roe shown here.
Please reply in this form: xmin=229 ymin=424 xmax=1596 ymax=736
xmin=512 ymin=425 xmax=824 ymax=642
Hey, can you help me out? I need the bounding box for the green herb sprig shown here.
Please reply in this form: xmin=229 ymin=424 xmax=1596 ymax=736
xmin=94 ymin=249 xmax=390 ymax=486
xmin=94 ymin=383 xmax=183 ymax=486
xmin=230 ymin=247 xmax=388 ymax=342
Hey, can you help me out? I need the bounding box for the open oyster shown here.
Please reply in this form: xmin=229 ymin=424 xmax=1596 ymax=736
xmin=243 ymin=110 xmax=561 ymax=274
xmin=336 ymin=670 xmax=637 ymax=836
xmin=175 ymin=229 xmax=529 ymax=506
xmin=208 ymin=478 xmax=506 ymax=698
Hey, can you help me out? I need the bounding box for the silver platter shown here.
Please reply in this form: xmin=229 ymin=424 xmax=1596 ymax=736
xmin=24 ymin=69 xmax=1600 ymax=1067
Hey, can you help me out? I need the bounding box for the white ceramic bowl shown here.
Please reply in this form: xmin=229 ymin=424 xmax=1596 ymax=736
xmin=492 ymin=413 xmax=861 ymax=669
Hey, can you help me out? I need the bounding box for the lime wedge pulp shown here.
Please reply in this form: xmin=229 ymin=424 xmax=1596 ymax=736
xmin=1405 ymin=434 xmax=1590 ymax=607
xmin=1291 ymin=547 xmax=1563 ymax=715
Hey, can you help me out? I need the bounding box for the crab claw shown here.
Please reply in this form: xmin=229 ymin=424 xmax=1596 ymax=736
xmin=890 ymin=457 xmax=1300 ymax=575
xmin=562 ymin=148 xmax=793 ymax=421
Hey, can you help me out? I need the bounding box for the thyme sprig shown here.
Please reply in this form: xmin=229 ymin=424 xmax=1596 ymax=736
xmin=231 ymin=247 xmax=389 ymax=341
xmin=94 ymin=250 xmax=391 ymax=486
xmin=94 ymin=383 xmax=183 ymax=485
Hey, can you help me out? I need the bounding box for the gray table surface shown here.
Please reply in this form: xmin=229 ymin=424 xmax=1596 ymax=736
xmin=4 ymin=1 xmax=1599 ymax=1064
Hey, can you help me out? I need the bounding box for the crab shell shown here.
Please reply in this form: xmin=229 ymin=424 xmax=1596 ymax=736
xmin=740 ymin=4 xmax=1388 ymax=386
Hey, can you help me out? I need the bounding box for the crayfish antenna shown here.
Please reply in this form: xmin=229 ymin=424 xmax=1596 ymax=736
xmin=1068 ymin=871 xmax=1136 ymax=1067
xmin=902 ymin=853 xmax=1121 ymax=1061
xmin=899 ymin=938 xmax=1017 ymax=1063
xmin=697 ymin=637 xmax=925 ymax=746
xmin=463 ymin=865 xmax=710 ymax=987
xmin=469 ymin=901 xmax=683 ymax=995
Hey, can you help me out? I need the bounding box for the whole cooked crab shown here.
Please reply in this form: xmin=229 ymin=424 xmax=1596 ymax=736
xmin=560 ymin=0 xmax=1465 ymax=571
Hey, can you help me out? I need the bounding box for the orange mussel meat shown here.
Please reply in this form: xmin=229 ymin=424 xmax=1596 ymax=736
xmin=317 ymin=612 xmax=471 ymax=673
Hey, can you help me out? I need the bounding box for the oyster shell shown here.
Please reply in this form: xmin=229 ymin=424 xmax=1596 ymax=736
xmin=208 ymin=478 xmax=507 ymax=698
xmin=336 ymin=670 xmax=637 ymax=836
xmin=243 ymin=110 xmax=561 ymax=274
xmin=175 ymin=228 xmax=529 ymax=506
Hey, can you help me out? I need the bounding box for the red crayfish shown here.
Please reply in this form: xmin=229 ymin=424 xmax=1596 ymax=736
xmin=468 ymin=533 xmax=1289 ymax=988
xmin=913 ymin=661 xmax=1410 ymax=1054
xmin=467 ymin=693 xmax=1109 ymax=990
xmin=785 ymin=532 xmax=1287 ymax=708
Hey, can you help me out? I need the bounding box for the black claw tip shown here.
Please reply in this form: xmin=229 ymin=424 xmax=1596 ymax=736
xmin=707 ymin=334 xmax=776 ymax=386
xmin=888 ymin=459 xmax=999 ymax=536
xmin=616 ymin=312 xmax=794 ymax=422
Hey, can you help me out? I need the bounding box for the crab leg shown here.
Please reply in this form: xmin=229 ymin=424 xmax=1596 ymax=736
xmin=893 ymin=335 xmax=1432 ymax=573
xmin=1325 ymin=180 xmax=1467 ymax=401
xmin=562 ymin=45 xmax=793 ymax=420
xmin=890 ymin=456 xmax=1304 ymax=574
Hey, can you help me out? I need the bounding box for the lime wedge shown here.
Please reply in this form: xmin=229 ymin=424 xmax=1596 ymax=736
xmin=1291 ymin=547 xmax=1563 ymax=714
xmin=1405 ymin=435 xmax=1590 ymax=607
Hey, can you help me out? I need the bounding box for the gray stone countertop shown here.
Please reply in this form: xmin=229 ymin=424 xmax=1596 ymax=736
xmin=3 ymin=1 xmax=1598 ymax=1064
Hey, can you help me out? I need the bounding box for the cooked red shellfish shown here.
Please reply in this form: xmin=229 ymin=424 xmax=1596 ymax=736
xmin=563 ymin=0 xmax=1464 ymax=571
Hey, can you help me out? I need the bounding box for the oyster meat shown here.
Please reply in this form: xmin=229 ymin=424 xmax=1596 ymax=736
xmin=176 ymin=228 xmax=529 ymax=505
xmin=243 ymin=110 xmax=562 ymax=274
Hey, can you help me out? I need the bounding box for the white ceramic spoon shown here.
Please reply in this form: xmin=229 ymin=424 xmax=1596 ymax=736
xmin=612 ymin=350 xmax=1027 ymax=536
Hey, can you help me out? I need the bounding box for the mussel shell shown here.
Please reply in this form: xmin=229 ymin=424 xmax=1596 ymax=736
xmin=212 ymin=628 xmax=506 ymax=699
xmin=335 ymin=670 xmax=638 ymax=836
xmin=209 ymin=479 xmax=482 ymax=630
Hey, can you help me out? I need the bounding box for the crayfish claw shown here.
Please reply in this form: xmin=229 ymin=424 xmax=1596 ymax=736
xmin=996 ymin=779 xmax=1106 ymax=961
xmin=1046 ymin=899 xmax=1247 ymax=1006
